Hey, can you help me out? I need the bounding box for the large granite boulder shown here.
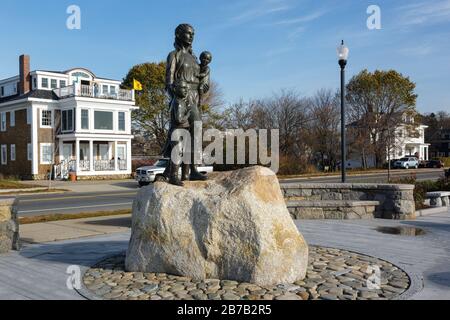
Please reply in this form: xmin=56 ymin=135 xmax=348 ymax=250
xmin=0 ymin=198 xmax=20 ymax=254
xmin=126 ymin=166 xmax=308 ymax=286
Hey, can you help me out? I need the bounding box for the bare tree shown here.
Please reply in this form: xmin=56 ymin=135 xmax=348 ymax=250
xmin=308 ymin=89 xmax=340 ymax=171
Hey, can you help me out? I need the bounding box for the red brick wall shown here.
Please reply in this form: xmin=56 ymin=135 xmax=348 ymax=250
xmin=0 ymin=109 xmax=32 ymax=178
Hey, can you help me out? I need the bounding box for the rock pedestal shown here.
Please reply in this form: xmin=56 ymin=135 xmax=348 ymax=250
xmin=126 ymin=166 xmax=308 ymax=286
xmin=0 ymin=198 xmax=20 ymax=254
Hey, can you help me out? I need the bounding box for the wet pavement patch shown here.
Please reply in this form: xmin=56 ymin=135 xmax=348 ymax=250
xmin=376 ymin=226 xmax=426 ymax=236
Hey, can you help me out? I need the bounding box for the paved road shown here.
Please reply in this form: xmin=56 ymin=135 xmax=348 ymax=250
xmin=17 ymin=190 xmax=139 ymax=217
xmin=12 ymin=169 xmax=445 ymax=217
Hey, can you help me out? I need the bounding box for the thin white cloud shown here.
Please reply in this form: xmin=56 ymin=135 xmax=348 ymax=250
xmin=398 ymin=44 xmax=434 ymax=56
xmin=231 ymin=4 xmax=290 ymax=22
xmin=287 ymin=26 xmax=306 ymax=41
xmin=397 ymin=0 xmax=450 ymax=26
xmin=264 ymin=46 xmax=294 ymax=58
xmin=271 ymin=10 xmax=327 ymax=26
xmin=228 ymin=0 xmax=291 ymax=24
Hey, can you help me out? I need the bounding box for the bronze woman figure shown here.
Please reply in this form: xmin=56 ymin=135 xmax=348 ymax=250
xmin=162 ymin=24 xmax=210 ymax=186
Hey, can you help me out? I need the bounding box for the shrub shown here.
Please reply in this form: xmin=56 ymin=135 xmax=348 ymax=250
xmin=437 ymin=157 xmax=450 ymax=167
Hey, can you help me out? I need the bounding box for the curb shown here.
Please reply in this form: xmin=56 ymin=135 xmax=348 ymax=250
xmin=416 ymin=207 xmax=449 ymax=217
xmin=0 ymin=188 xmax=69 ymax=196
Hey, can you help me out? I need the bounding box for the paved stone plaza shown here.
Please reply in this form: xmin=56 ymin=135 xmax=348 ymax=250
xmin=0 ymin=209 xmax=449 ymax=300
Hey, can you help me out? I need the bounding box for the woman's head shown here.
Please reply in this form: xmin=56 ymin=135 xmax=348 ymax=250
xmin=175 ymin=24 xmax=195 ymax=49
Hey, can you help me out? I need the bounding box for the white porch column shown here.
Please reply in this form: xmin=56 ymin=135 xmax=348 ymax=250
xmin=89 ymin=140 xmax=94 ymax=172
xmin=58 ymin=140 xmax=64 ymax=163
xmin=75 ymin=139 xmax=80 ymax=174
xmin=114 ymin=141 xmax=118 ymax=171
xmin=127 ymin=140 xmax=132 ymax=173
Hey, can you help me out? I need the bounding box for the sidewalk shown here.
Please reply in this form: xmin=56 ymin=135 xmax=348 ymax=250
xmin=0 ymin=209 xmax=449 ymax=300
xmin=20 ymin=214 xmax=131 ymax=244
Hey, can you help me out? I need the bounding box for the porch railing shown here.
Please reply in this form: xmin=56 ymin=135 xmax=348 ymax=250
xmin=53 ymin=84 xmax=134 ymax=101
xmin=118 ymin=160 xmax=127 ymax=171
xmin=79 ymin=160 xmax=90 ymax=172
xmin=95 ymin=160 xmax=115 ymax=171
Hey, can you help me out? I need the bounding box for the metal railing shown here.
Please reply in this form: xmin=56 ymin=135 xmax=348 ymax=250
xmin=53 ymin=84 xmax=134 ymax=101
xmin=79 ymin=160 xmax=90 ymax=172
xmin=94 ymin=160 xmax=115 ymax=171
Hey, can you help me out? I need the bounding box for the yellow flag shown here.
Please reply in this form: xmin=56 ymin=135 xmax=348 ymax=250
xmin=133 ymin=79 xmax=143 ymax=91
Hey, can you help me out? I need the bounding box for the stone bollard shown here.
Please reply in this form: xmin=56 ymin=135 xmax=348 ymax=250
xmin=430 ymin=197 xmax=443 ymax=208
xmin=0 ymin=198 xmax=20 ymax=254
xmin=442 ymin=196 xmax=449 ymax=207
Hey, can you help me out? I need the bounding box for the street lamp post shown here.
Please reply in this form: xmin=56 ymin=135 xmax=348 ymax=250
xmin=337 ymin=40 xmax=349 ymax=183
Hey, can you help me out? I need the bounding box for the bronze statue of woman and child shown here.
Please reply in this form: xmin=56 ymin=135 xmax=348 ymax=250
xmin=161 ymin=24 xmax=212 ymax=187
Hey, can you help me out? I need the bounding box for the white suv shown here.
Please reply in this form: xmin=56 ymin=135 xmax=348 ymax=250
xmin=393 ymin=157 xmax=419 ymax=169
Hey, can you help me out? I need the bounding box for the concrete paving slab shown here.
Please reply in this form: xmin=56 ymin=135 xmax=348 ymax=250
xmin=0 ymin=209 xmax=448 ymax=300
xmin=20 ymin=215 xmax=131 ymax=244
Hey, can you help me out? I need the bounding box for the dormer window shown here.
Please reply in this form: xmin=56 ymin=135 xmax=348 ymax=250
xmin=42 ymin=78 xmax=49 ymax=88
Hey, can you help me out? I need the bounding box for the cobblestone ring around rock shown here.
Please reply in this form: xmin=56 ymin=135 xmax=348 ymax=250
xmin=82 ymin=246 xmax=411 ymax=301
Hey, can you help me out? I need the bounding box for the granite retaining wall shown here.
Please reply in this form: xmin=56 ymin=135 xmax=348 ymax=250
xmin=281 ymin=183 xmax=415 ymax=220
xmin=0 ymin=198 xmax=20 ymax=253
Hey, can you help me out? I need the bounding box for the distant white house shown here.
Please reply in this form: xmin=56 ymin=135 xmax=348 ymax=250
xmin=0 ymin=54 xmax=138 ymax=180
xmin=347 ymin=112 xmax=430 ymax=169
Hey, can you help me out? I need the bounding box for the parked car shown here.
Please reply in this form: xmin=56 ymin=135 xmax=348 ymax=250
xmin=393 ymin=157 xmax=419 ymax=169
xmin=418 ymin=160 xmax=428 ymax=168
xmin=135 ymin=158 xmax=214 ymax=187
xmin=426 ymin=160 xmax=444 ymax=169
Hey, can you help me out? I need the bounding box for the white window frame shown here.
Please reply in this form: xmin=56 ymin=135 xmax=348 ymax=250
xmin=61 ymin=109 xmax=75 ymax=133
xmin=10 ymin=144 xmax=16 ymax=161
xmin=27 ymin=108 xmax=32 ymax=125
xmin=1 ymin=145 xmax=7 ymax=165
xmin=81 ymin=109 xmax=90 ymax=130
xmin=27 ymin=143 xmax=33 ymax=161
xmin=117 ymin=144 xmax=126 ymax=161
xmin=118 ymin=112 xmax=126 ymax=132
xmin=0 ymin=112 xmax=6 ymax=131
xmin=94 ymin=110 xmax=114 ymax=132
xmin=0 ymin=112 xmax=6 ymax=132
xmin=41 ymin=77 xmax=49 ymax=88
xmin=60 ymin=80 xmax=67 ymax=88
xmin=10 ymin=111 xmax=15 ymax=127
xmin=40 ymin=143 xmax=54 ymax=165
xmin=40 ymin=109 xmax=53 ymax=128
xmin=50 ymin=79 xmax=58 ymax=89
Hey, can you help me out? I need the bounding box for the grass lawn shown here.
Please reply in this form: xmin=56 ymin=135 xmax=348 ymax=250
xmin=19 ymin=209 xmax=132 ymax=225
xmin=0 ymin=180 xmax=40 ymax=190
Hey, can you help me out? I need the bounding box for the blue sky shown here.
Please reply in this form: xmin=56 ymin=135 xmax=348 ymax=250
xmin=0 ymin=0 xmax=449 ymax=113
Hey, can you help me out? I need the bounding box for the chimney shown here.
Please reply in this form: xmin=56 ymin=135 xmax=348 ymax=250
xmin=19 ymin=54 xmax=31 ymax=95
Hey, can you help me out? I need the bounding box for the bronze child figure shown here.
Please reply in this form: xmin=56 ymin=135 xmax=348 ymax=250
xmin=199 ymin=51 xmax=212 ymax=102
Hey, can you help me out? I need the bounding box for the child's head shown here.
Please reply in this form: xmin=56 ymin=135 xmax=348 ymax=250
xmin=174 ymin=80 xmax=188 ymax=98
xmin=200 ymin=51 xmax=212 ymax=66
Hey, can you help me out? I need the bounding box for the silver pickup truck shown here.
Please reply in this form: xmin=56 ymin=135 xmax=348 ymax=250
xmin=135 ymin=158 xmax=214 ymax=187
